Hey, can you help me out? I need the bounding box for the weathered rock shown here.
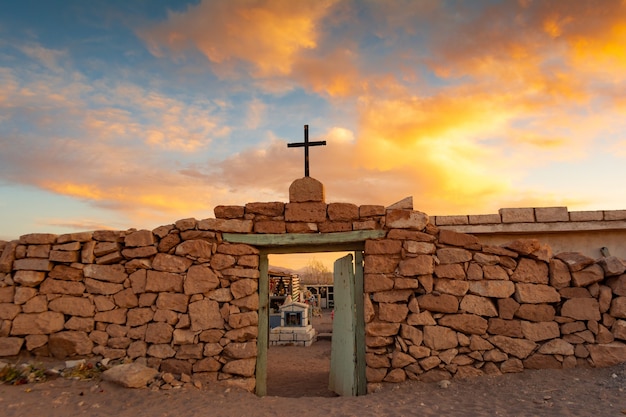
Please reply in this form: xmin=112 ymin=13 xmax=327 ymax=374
xmin=378 ymin=303 xmax=409 ymax=322
xmin=548 ymin=259 xmax=571 ymax=290
xmin=189 ymin=299 xmax=224 ymax=330
xmin=13 ymin=270 xmax=47 ymax=287
xmin=514 ymin=283 xmax=560 ymax=304
xmin=511 ymin=258 xmax=548 ymax=284
xmin=489 ymin=335 xmax=537 ymax=359
xmin=538 ymin=339 xmax=575 ymax=355
xmin=436 ymin=248 xmax=472 ymax=264
xmin=571 ymin=264 xmax=604 ymax=287
xmin=48 ymin=296 xmax=95 ymax=317
xmin=385 ymin=210 xmax=429 ymax=230
xmin=561 ymin=298 xmax=601 ymax=321
xmin=514 ymin=304 xmax=555 ymax=322
xmin=488 ymin=318 xmax=523 ymax=337
xmin=555 ymin=252 xmax=595 ymax=272
xmin=423 ymin=325 xmax=458 ymax=350
xmin=438 ymin=229 xmax=481 ymax=249
xmin=598 ymin=256 xmax=626 ymax=277
xmin=438 ymin=314 xmax=488 ymax=335
xmin=418 ymin=293 xmax=458 ymax=313
xmin=0 ymin=337 xmax=23 ymax=356
xmin=460 ymin=294 xmax=498 ymax=317
xmin=102 ymin=363 xmax=159 ymax=388
xmin=230 ymin=279 xmax=258 ymax=299
xmin=366 ymin=322 xmax=401 ymax=337
xmin=175 ymin=240 xmax=214 ymax=259
xmin=503 ymin=239 xmax=540 ymax=255
xmin=397 ymin=256 xmax=433 ymax=275
xmin=222 ymin=358 xmax=256 ymax=377
xmin=11 ymin=312 xmax=65 ymax=335
xmin=587 ymin=342 xmax=626 ymax=367
xmin=83 ymin=264 xmax=127 ymax=283
xmin=610 ymin=297 xmax=626 ymax=318
xmin=520 ymin=321 xmax=560 ymax=342
xmin=468 ymin=280 xmax=515 ymax=298
xmin=48 ymin=331 xmax=93 ymax=358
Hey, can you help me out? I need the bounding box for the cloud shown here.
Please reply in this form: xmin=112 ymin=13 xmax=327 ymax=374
xmin=139 ymin=0 xmax=339 ymax=78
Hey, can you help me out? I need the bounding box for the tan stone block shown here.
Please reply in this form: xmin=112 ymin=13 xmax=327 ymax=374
xmin=587 ymin=342 xmax=626 ymax=367
xmin=365 ymin=239 xmax=402 ymax=255
xmin=571 ymin=264 xmax=604 ymax=287
xmin=19 ymin=233 xmax=57 ymax=244
xmin=418 ymin=293 xmax=459 ymax=313
xmin=214 ymin=205 xmax=245 ymax=219
xmin=394 ymin=277 xmax=420 ymax=290
xmin=438 ymin=229 xmax=481 ymax=249
xmin=469 ymin=214 xmax=501 ymax=224
xmin=49 ymin=296 xmax=94 ymax=317
xmin=555 ymin=252 xmax=595 ymax=272
xmin=176 ymin=239 xmax=214 ymax=259
xmin=488 ymin=318 xmax=523 ymax=337
xmin=84 ymin=264 xmax=127 ymax=283
xmin=489 ymin=335 xmax=537 ymax=359
xmin=288 ymin=177 xmax=324 ymax=203
xmin=378 ymin=303 xmax=409 ymax=323
xmin=435 ymin=215 xmax=468 ymax=226
xmin=124 ymin=230 xmax=155 ymax=247
xmin=284 ymin=202 xmax=327 ymax=222
xmin=359 ymin=205 xmax=385 ymax=217
xmin=372 ymin=289 xmax=412 ymax=303
xmin=94 ymin=241 xmax=120 ymax=257
xmin=0 ymin=337 xmax=24 ymax=356
xmin=604 ymin=210 xmax=626 ymax=220
xmin=11 ymin=312 xmax=65 ymax=335
xmin=385 ymin=209 xmax=429 ymax=230
xmin=230 ymin=279 xmax=258 ymax=299
xmin=535 ymin=206 xmax=568 ymax=222
xmin=520 ymin=321 xmax=560 ymax=341
xmin=13 ymin=270 xmax=46 ymax=287
xmin=562 ymin=298 xmax=601 ymax=321
xmin=0 ymin=241 xmax=17 ymax=273
xmin=515 ymin=283 xmax=560 ymax=304
xmin=27 ymin=244 xmax=51 ymax=258
xmin=483 ymin=265 xmax=508 ymax=280
xmin=365 ymin=255 xmax=400 ymax=274
xmin=85 ymin=278 xmax=124 ymax=295
xmin=499 ymin=208 xmax=534 ymax=223
xmin=22 ymin=295 xmax=47 ymax=313
xmin=0 ymin=303 xmax=20 ymax=320
xmin=318 ymin=221 xmax=352 ymax=233
xmin=514 ymin=304 xmax=555 ymax=322
xmin=434 ymin=264 xmax=466 ymax=280
xmin=610 ymin=297 xmax=626 ymax=318
xmin=397 ymin=255 xmax=432 ymax=275
xmin=407 ymin=311 xmax=437 ymax=326
xmin=197 ymin=218 xmax=253 ymax=233
xmin=497 ymin=298 xmax=520 ymax=319
xmin=511 ymin=258 xmax=548 ymax=284
xmin=436 ymin=248 xmax=472 ymax=264
xmin=439 ymin=314 xmax=488 ymax=335
xmin=146 ymin=271 xmax=183 ymax=293
xmin=434 ymin=278 xmax=469 ymax=295
xmin=423 ymin=325 xmax=458 ymax=350
xmin=253 ymin=220 xmax=286 ymax=233
xmin=94 ymin=308 xmax=127 ymax=324
xmin=460 ymin=294 xmax=498 ymax=317
xmin=549 ymin=258 xmax=571 ymax=288
xmin=469 ymin=280 xmax=515 ymax=298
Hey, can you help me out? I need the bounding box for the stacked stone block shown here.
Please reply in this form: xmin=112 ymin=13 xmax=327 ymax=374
xmin=1 ymin=194 xmax=625 ymax=394
xmin=362 ymin=226 xmax=626 ymax=392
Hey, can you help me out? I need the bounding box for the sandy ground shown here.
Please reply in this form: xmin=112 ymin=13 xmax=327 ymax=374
xmin=2 ymin=310 xmax=625 ymax=417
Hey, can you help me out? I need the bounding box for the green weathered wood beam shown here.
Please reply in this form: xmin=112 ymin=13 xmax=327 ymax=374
xmin=223 ymin=230 xmax=386 ymax=248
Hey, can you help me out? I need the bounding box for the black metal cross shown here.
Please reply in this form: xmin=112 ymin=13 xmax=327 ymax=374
xmin=287 ymin=125 xmax=326 ymax=177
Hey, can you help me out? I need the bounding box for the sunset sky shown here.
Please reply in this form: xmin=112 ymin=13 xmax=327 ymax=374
xmin=1 ymin=0 xmax=626 ymax=248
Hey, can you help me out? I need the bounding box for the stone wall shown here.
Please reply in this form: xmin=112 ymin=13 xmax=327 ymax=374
xmin=361 ymin=228 xmax=626 ymax=390
xmin=433 ymin=206 xmax=626 ymax=259
xmin=0 ymin=184 xmax=625 ymax=393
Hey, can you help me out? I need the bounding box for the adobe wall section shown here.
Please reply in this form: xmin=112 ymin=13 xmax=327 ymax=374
xmin=0 ymin=197 xmax=625 ymax=393
xmin=434 ymin=207 xmax=626 ymax=259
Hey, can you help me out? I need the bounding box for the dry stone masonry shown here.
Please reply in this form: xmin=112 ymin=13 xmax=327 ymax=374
xmin=1 ymin=177 xmax=626 ymax=393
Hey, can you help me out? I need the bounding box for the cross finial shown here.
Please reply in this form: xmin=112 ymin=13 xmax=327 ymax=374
xmin=287 ymin=125 xmax=326 ymax=177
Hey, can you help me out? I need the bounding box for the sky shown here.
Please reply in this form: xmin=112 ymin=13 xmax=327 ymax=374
xmin=1 ymin=0 xmax=626 ymax=253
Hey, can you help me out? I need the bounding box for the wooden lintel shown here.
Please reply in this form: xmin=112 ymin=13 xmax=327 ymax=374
xmin=222 ymin=230 xmax=386 ymax=248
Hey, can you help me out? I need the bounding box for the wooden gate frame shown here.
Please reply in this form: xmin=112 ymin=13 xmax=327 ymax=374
xmin=223 ymin=230 xmax=385 ymax=396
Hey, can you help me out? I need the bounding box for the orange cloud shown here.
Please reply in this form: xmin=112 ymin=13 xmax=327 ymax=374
xmin=139 ymin=0 xmax=339 ymax=78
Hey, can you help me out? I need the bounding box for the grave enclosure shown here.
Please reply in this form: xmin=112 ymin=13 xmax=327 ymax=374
xmin=0 ymin=176 xmax=626 ymax=395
